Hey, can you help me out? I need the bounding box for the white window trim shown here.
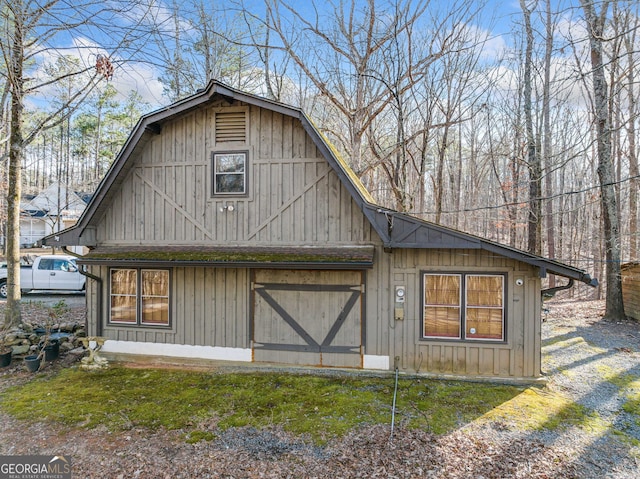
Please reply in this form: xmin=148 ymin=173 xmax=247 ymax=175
xmin=212 ymin=150 xmax=248 ymax=197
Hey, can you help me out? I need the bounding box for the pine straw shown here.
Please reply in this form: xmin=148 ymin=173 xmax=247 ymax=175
xmin=0 ymin=417 xmax=579 ymax=479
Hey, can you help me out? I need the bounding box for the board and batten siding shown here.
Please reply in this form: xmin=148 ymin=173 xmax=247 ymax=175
xmin=84 ymin=96 xmax=545 ymax=379
xmin=86 ymin=265 xmax=249 ymax=349
xmin=87 ymin=247 xmax=543 ymax=379
xmin=96 ymin=101 xmax=371 ymax=247
xmin=252 ymin=269 xmax=364 ymax=368
xmin=365 ymin=247 xmax=543 ymax=379
xmin=622 ymin=263 xmax=640 ymax=321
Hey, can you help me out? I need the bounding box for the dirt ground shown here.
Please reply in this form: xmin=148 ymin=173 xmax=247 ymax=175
xmin=0 ymin=299 xmax=639 ymax=478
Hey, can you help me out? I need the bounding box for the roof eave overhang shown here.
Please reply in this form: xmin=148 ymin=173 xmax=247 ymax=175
xmin=76 ymin=244 xmax=375 ymax=270
xmin=365 ymin=206 xmax=597 ymax=287
xmin=77 ymin=258 xmax=373 ymax=270
xmin=480 ymin=243 xmax=598 ymax=286
xmin=40 ymin=226 xmax=83 ymax=247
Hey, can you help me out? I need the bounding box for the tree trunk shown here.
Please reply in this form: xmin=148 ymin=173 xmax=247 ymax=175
xmin=520 ymin=0 xmax=542 ymax=255
xmin=580 ymin=0 xmax=625 ymax=318
xmin=434 ymin=128 xmax=449 ymax=224
xmin=5 ymin=8 xmax=25 ymax=327
xmin=543 ymin=0 xmax=555 ymax=287
xmin=625 ymin=31 xmax=638 ymax=260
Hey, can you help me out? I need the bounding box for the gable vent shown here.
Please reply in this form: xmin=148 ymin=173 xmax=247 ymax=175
xmin=215 ymin=111 xmax=246 ymax=144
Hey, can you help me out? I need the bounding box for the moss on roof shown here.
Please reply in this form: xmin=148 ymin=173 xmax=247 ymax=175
xmin=304 ymin=114 xmax=376 ymax=205
xmin=82 ymin=246 xmax=374 ymax=264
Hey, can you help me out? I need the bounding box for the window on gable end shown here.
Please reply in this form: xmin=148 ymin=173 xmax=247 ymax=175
xmin=212 ymin=151 xmax=248 ymax=196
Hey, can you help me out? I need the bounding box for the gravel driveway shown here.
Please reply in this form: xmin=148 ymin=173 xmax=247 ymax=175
xmin=535 ymin=299 xmax=640 ymax=477
xmin=0 ymin=291 xmax=86 ymax=308
xmin=0 ymin=299 xmax=639 ymax=478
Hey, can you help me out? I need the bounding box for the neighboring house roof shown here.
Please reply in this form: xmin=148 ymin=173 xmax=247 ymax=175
xmin=20 ymin=209 xmax=47 ymax=218
xmin=43 ymin=80 xmax=597 ymax=287
xmin=22 ymin=182 xmax=89 ymax=218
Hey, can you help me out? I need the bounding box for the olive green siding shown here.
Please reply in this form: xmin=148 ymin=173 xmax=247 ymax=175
xmin=86 ymin=265 xmax=249 ymax=349
xmin=368 ymin=248 xmax=542 ymax=379
xmin=252 ymin=269 xmax=364 ymax=368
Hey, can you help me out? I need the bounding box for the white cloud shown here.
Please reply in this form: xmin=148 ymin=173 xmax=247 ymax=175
xmin=112 ymin=61 xmax=166 ymax=107
xmin=480 ymin=33 xmax=510 ymax=61
xmin=23 ymin=33 xmax=166 ymax=111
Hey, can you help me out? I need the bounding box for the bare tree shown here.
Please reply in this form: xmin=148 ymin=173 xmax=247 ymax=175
xmin=519 ymin=0 xmax=542 ymax=255
xmin=264 ymin=0 xmax=423 ymax=176
xmin=148 ymin=0 xmax=266 ymax=100
xmin=148 ymin=0 xmax=186 ymax=101
xmin=624 ymin=16 xmax=639 ymax=260
xmin=579 ymin=0 xmax=624 ymax=318
xmin=541 ymin=0 xmax=556 ymax=286
xmin=1 ymin=0 xmax=152 ymax=327
xmin=263 ymin=0 xmax=487 ymax=213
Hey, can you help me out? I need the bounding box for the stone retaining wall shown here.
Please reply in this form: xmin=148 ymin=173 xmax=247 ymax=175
xmin=1 ymin=322 xmax=86 ymax=358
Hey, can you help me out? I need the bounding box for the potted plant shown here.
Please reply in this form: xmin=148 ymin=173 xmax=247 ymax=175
xmin=24 ymin=300 xmax=69 ymax=373
xmin=24 ymin=354 xmax=40 ymax=372
xmin=41 ymin=300 xmax=69 ymax=361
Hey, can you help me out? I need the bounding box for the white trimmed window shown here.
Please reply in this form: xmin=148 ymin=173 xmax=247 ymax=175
xmin=422 ymin=273 xmax=505 ymax=341
xmin=110 ymin=269 xmax=170 ymax=326
xmin=212 ymin=151 xmax=247 ymax=196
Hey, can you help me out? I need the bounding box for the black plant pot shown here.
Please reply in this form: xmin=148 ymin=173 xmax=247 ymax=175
xmin=44 ymin=341 xmax=60 ymax=362
xmin=0 ymin=349 xmax=11 ymax=368
xmin=24 ymin=355 xmax=40 ymax=373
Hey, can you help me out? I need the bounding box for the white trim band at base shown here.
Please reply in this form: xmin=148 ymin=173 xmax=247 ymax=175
xmin=363 ymin=354 xmax=389 ymax=370
xmin=101 ymin=340 xmax=252 ymax=362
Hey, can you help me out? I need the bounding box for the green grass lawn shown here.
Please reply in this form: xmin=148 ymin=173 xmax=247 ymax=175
xmin=0 ymin=366 xmax=609 ymax=444
xmin=0 ymin=366 xmax=597 ymax=444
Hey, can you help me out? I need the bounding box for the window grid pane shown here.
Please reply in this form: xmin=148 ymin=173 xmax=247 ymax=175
xmin=465 ymin=275 xmax=504 ymax=340
xmin=215 ymin=173 xmax=244 ymax=193
xmin=423 ymin=274 xmax=461 ymax=339
xmin=141 ymin=270 xmax=169 ymax=326
xmin=467 ymin=275 xmax=503 ymax=307
xmin=110 ymin=269 xmax=137 ymax=323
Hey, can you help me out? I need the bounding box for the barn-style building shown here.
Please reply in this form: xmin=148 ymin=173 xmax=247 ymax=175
xmin=45 ymin=81 xmax=596 ymax=381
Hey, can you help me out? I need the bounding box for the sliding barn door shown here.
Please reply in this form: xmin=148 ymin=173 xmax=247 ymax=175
xmin=252 ymin=270 xmax=364 ymax=368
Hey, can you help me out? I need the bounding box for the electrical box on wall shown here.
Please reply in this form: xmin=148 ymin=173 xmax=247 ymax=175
xmin=394 ymin=286 xmax=406 ymax=320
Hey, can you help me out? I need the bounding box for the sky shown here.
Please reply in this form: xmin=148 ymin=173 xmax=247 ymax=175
xmin=99 ymin=0 xmax=526 ymax=107
xmin=24 ymin=0 xmax=594 ymax=112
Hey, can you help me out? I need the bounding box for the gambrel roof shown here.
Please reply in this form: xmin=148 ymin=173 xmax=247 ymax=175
xmin=44 ymin=80 xmax=597 ymax=286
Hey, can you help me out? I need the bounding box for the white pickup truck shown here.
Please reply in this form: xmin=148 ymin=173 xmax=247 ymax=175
xmin=0 ymin=255 xmax=86 ymax=298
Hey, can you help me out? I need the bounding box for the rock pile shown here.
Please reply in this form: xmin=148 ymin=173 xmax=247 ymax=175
xmin=1 ymin=321 xmax=87 ymax=358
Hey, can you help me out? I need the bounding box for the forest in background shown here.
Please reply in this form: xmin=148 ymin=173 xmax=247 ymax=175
xmin=1 ymin=0 xmax=638 ymax=308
